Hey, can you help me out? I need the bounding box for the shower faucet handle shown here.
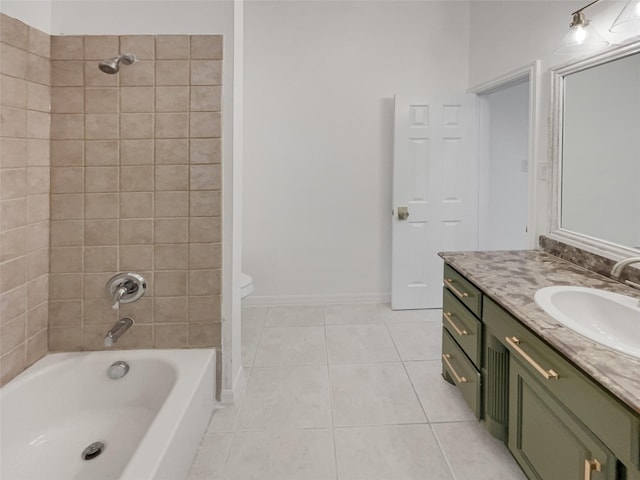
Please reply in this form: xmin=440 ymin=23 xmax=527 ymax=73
xmin=107 ymin=273 xmax=147 ymax=310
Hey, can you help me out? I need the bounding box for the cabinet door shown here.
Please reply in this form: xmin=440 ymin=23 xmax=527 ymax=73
xmin=509 ymin=358 xmax=617 ymax=480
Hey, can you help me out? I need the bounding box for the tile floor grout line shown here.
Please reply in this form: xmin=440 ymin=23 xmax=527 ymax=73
xmin=401 ymin=359 xmax=432 ymax=424
xmin=429 ymin=423 xmax=459 ymax=480
xmin=323 ymin=307 xmax=340 ymax=480
xmin=247 ymin=305 xmax=269 ymax=368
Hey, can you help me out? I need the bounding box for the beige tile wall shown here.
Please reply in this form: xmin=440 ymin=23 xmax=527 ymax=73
xmin=48 ymin=34 xmax=223 ymax=354
xmin=0 ymin=14 xmax=51 ymax=386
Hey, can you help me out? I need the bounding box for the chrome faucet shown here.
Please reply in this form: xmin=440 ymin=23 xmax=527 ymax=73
xmin=104 ymin=318 xmax=134 ymax=347
xmin=611 ymin=257 xmax=640 ymax=290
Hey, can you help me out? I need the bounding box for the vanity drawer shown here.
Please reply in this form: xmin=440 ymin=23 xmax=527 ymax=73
xmin=442 ymin=288 xmax=482 ymax=368
xmin=483 ymin=297 xmax=640 ymax=468
xmin=443 ymin=264 xmax=482 ymax=317
xmin=442 ymin=328 xmax=481 ymax=419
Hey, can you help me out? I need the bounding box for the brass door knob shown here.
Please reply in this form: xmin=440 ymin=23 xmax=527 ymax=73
xmin=397 ymin=206 xmax=409 ymax=220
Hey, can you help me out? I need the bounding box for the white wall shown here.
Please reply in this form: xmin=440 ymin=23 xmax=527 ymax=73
xmin=468 ymin=0 xmax=635 ymax=240
xmin=243 ymin=0 xmax=471 ymax=304
xmin=0 ymin=0 xmax=52 ymax=33
xmin=479 ymin=80 xmax=530 ymax=250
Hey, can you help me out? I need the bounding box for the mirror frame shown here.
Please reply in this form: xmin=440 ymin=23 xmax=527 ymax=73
xmin=549 ymin=36 xmax=640 ymax=259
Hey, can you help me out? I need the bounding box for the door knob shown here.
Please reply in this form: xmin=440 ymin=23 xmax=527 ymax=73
xmin=397 ymin=206 xmax=409 ymax=220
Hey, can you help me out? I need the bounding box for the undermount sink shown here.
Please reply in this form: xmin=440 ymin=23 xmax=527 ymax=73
xmin=534 ymin=286 xmax=640 ymax=359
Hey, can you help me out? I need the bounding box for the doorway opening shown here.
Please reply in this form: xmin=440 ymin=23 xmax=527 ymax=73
xmin=471 ymin=62 xmax=540 ymax=251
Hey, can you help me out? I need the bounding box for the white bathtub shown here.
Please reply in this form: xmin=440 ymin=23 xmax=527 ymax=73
xmin=0 ymin=349 xmax=215 ymax=480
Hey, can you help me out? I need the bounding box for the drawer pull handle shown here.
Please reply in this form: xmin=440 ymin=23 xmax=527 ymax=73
xmin=442 ymin=354 xmax=468 ymax=384
xmin=584 ymin=458 xmax=602 ymax=480
xmin=505 ymin=336 xmax=559 ymax=380
xmin=444 ymin=278 xmax=469 ymax=299
xmin=443 ymin=312 xmax=468 ymax=336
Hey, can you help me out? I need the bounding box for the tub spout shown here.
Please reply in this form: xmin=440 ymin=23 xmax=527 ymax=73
xmin=104 ymin=317 xmax=134 ymax=347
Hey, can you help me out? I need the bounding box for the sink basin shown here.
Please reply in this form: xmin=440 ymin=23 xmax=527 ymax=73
xmin=534 ymin=286 xmax=640 ymax=358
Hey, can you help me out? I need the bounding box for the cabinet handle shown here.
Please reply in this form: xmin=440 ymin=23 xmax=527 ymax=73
xmin=505 ymin=336 xmax=559 ymax=380
xmin=443 ymin=311 xmax=468 ymax=336
xmin=442 ymin=353 xmax=468 ymax=384
xmin=584 ymin=458 xmax=602 ymax=480
xmin=444 ymin=278 xmax=469 ymax=299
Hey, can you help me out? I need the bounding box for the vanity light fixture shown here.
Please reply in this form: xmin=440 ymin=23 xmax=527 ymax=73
xmin=556 ymin=0 xmax=609 ymax=55
xmin=610 ymin=0 xmax=640 ymax=33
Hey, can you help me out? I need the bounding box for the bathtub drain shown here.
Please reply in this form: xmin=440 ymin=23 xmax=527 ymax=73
xmin=82 ymin=442 xmax=105 ymax=460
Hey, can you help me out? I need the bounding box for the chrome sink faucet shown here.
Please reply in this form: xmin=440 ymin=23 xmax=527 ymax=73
xmin=104 ymin=318 xmax=134 ymax=347
xmin=611 ymin=257 xmax=640 ymax=290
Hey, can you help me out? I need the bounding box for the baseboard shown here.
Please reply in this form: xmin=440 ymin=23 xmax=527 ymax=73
xmin=242 ymin=292 xmax=391 ymax=307
xmin=219 ymin=365 xmax=246 ymax=406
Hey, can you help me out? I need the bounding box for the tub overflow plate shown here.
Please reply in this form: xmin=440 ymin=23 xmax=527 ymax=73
xmin=82 ymin=441 xmax=105 ymax=460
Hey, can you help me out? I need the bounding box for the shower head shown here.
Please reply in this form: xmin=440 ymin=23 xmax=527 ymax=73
xmin=98 ymin=53 xmax=136 ymax=74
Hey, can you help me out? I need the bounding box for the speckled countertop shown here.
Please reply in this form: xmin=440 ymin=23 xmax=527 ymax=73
xmin=439 ymin=250 xmax=640 ymax=415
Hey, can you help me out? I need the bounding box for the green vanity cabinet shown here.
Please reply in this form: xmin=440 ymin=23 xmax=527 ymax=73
xmin=509 ymin=355 xmax=617 ymax=480
xmin=441 ymin=263 xmax=640 ymax=480
xmin=441 ymin=265 xmax=483 ymax=420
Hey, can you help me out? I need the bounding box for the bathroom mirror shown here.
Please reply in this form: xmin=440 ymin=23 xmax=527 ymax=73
xmin=550 ymin=38 xmax=640 ymax=255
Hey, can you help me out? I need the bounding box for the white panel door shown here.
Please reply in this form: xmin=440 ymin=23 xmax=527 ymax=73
xmin=391 ymin=95 xmax=478 ymax=310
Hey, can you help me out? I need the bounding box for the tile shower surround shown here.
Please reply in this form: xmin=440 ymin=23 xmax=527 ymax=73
xmin=0 ymin=15 xmax=51 ymax=386
xmin=0 ymin=13 xmax=223 ymax=386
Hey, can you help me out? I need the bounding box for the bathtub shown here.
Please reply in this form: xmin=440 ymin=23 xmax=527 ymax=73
xmin=0 ymin=348 xmax=215 ymax=480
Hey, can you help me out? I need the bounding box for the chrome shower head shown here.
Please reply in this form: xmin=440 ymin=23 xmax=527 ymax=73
xmin=98 ymin=53 xmax=136 ymax=74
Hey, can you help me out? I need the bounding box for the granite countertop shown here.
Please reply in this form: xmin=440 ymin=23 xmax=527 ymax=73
xmin=439 ymin=249 xmax=640 ymax=415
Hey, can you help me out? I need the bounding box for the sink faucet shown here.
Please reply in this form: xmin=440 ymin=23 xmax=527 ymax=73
xmin=611 ymin=257 xmax=640 ymax=290
xmin=104 ymin=318 xmax=134 ymax=347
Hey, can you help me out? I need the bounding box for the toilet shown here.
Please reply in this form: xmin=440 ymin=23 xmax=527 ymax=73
xmin=240 ymin=273 xmax=254 ymax=299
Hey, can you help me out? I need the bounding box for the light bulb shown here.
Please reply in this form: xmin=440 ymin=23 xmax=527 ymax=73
xmin=573 ymin=25 xmax=588 ymax=44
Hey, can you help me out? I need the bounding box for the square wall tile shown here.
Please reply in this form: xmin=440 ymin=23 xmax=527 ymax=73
xmin=154 ymin=296 xmax=188 ymax=323
xmin=155 ymin=139 xmax=188 ymax=165
xmin=155 ymin=191 xmax=189 ymax=217
xmin=84 ymin=36 xmax=118 ymax=60
xmin=51 ymin=167 xmax=84 ymax=195
xmin=119 ymin=60 xmax=155 ymax=86
xmin=155 ymin=113 xmax=188 ymax=138
xmin=51 ymin=60 xmax=84 ymax=86
xmin=121 ymin=139 xmax=154 ymax=165
xmin=190 ymin=35 xmax=223 ymax=60
xmin=85 ymin=219 xmax=118 ymax=246
xmin=156 ymin=86 xmax=189 ymax=112
xmin=191 ymin=60 xmax=222 ymax=85
xmin=154 ymin=218 xmax=188 ymax=244
xmin=84 ymin=246 xmax=118 ymax=272
xmin=85 ymin=140 xmax=118 ymax=166
xmin=51 ymin=36 xmax=83 ymax=60
xmin=85 ymin=193 xmax=118 ymax=219
xmin=120 ymin=192 xmax=153 ymax=218
xmin=120 ymin=87 xmax=154 ymax=113
xmin=190 ymin=138 xmax=221 ymax=164
xmin=156 ymin=35 xmax=189 ymax=59
xmin=155 ymin=244 xmax=188 ymax=270
xmin=1 ymin=15 xmax=29 ymax=50
xmin=155 ymin=323 xmax=188 ymax=348
xmin=156 ymin=60 xmax=189 ymax=86
xmin=120 ymin=245 xmax=153 ymax=271
xmin=121 ymin=113 xmax=154 ymax=139
xmin=155 ymin=165 xmax=188 ymax=191
xmin=85 ymin=114 xmax=119 ymax=140
xmin=85 ymin=166 xmax=118 ymax=193
xmin=52 ymin=194 xmax=84 ymax=220
xmin=121 ymin=36 xmax=155 ymax=59
xmin=85 ymin=88 xmax=118 ymax=113
xmin=51 ymin=140 xmax=83 ymax=167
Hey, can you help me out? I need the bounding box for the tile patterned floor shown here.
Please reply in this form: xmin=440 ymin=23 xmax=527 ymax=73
xmin=188 ymin=304 xmax=527 ymax=480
